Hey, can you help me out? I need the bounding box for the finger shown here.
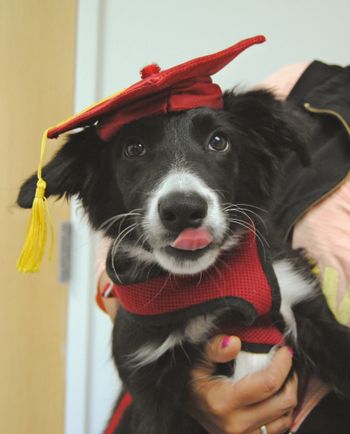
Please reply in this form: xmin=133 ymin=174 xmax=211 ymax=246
xmin=231 ymin=347 xmax=293 ymax=406
xmin=236 ymin=374 xmax=298 ymax=430
xmin=250 ymin=410 xmax=294 ymax=434
xmin=190 ymin=336 xmax=241 ymax=414
xmin=97 ymin=271 xmax=119 ymax=321
xmin=191 ymin=335 xmax=241 ymax=380
xmin=103 ymin=297 xmax=120 ymax=321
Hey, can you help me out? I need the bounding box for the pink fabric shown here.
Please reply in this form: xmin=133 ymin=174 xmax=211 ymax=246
xmin=257 ymin=62 xmax=310 ymax=99
xmin=293 ymin=179 xmax=350 ymax=325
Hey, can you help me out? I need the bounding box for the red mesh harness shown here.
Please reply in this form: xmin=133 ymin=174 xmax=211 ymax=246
xmin=106 ymin=232 xmax=285 ymax=433
xmin=112 ymin=231 xmax=284 ymax=352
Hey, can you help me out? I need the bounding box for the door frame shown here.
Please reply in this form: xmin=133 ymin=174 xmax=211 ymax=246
xmin=64 ymin=1 xmax=114 ymax=433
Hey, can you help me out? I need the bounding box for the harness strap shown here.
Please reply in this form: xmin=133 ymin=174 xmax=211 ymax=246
xmin=105 ymin=391 xmax=133 ymax=434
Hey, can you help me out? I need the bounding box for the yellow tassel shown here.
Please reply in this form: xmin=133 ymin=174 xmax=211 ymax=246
xmin=17 ymin=129 xmax=54 ymax=272
xmin=16 ymin=87 xmax=128 ymax=273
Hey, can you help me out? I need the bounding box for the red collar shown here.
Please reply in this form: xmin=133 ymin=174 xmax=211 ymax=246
xmin=112 ymin=232 xmax=284 ymax=350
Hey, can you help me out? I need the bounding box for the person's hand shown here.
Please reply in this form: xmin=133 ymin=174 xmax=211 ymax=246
xmin=189 ymin=335 xmax=297 ymax=434
xmin=97 ymin=271 xmax=119 ymax=320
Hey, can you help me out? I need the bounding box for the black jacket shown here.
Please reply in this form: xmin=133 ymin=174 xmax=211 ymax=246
xmin=274 ymin=61 xmax=350 ymax=241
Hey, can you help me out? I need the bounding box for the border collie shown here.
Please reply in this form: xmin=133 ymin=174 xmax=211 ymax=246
xmin=18 ymin=89 xmax=350 ymax=434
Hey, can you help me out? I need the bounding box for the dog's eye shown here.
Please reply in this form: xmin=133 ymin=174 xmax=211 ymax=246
xmin=208 ymin=134 xmax=230 ymax=152
xmin=124 ymin=142 xmax=146 ymax=158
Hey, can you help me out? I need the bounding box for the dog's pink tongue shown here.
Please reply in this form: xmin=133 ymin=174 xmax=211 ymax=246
xmin=171 ymin=228 xmax=213 ymax=251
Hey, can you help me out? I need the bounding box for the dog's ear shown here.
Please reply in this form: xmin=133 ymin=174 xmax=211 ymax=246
xmin=17 ymin=127 xmax=105 ymax=208
xmin=223 ymin=89 xmax=311 ymax=166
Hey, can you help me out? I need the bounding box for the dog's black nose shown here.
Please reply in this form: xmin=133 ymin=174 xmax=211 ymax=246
xmin=158 ymin=192 xmax=208 ymax=232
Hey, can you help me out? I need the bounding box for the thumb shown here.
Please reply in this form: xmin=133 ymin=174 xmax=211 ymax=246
xmin=192 ymin=335 xmax=241 ymax=381
xmin=206 ymin=335 xmax=242 ymax=363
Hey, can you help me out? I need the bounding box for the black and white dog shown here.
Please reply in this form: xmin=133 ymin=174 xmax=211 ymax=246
xmin=18 ymin=89 xmax=350 ymax=433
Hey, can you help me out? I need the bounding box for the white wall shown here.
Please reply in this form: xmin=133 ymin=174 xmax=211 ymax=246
xmin=99 ymin=0 xmax=350 ymax=96
xmin=67 ymin=1 xmax=350 ymax=433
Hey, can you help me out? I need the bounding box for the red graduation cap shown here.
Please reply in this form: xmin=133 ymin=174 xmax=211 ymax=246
xmin=48 ymin=35 xmax=265 ymax=141
xmin=17 ymin=35 xmax=266 ymax=273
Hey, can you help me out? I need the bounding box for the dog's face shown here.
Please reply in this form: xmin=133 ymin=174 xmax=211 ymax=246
xmin=17 ymin=90 xmax=309 ymax=280
xmin=109 ymin=106 xmax=242 ymax=275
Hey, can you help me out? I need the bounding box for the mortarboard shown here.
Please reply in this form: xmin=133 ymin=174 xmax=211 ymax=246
xmin=17 ymin=35 xmax=265 ymax=272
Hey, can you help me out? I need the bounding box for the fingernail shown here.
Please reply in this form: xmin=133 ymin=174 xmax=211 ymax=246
xmin=287 ymin=346 xmax=294 ymax=358
xmin=221 ymin=336 xmax=232 ymax=349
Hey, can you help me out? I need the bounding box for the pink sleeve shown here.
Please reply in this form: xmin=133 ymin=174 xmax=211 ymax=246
xmin=293 ymin=179 xmax=350 ymax=327
xmin=257 ymin=62 xmax=310 ymax=100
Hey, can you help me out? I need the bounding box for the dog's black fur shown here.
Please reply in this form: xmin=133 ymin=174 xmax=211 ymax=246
xmin=18 ymin=89 xmax=350 ymax=434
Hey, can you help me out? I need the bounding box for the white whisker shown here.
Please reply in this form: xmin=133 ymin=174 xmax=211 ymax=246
xmin=110 ymin=223 xmax=138 ymax=282
xmin=98 ymin=209 xmax=142 ymax=232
